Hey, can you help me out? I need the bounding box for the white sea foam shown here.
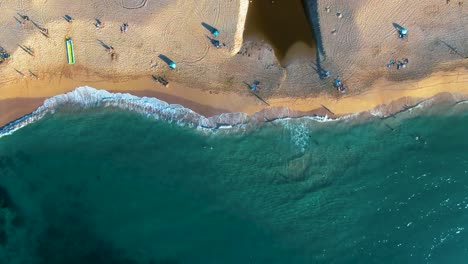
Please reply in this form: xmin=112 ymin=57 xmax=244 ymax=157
xmin=1 ymin=87 xmax=464 ymax=139
xmin=0 ymin=87 xmax=215 ymax=138
xmin=0 ymin=87 xmax=342 ymax=138
xmin=410 ymin=98 xmax=435 ymax=112
xmin=288 ymin=122 xmax=309 ymax=153
xmin=369 ymin=107 xmax=385 ymax=118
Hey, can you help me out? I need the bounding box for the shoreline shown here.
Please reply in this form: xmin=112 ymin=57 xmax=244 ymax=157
xmin=1 ymin=88 xmax=466 ymax=139
xmin=0 ymin=63 xmax=468 ymax=135
xmin=1 ymin=64 xmax=467 ymax=128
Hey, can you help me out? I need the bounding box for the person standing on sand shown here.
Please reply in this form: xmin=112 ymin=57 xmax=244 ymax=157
xmin=95 ymin=19 xmax=104 ymax=29
xmin=120 ymin=23 xmax=129 ymax=33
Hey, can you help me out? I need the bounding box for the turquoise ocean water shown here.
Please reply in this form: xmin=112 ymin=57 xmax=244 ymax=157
xmin=1 ymin=102 xmax=468 ymax=263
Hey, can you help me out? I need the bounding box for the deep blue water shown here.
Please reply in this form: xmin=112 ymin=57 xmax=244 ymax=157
xmin=1 ymin=104 xmax=468 ymax=263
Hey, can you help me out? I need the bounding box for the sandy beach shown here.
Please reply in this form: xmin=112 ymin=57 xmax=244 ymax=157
xmin=0 ymin=0 xmax=467 ymax=127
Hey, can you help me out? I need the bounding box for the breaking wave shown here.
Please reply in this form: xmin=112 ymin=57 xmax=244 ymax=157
xmin=0 ymin=87 xmax=335 ymax=138
xmin=0 ymin=87 xmax=466 ymax=138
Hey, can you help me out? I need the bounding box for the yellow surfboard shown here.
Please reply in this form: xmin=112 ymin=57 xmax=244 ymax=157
xmin=65 ymin=37 xmax=75 ymax=64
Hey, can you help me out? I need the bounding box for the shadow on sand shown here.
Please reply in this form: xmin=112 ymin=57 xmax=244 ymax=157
xmin=158 ymin=54 xmax=175 ymax=66
xmin=302 ymin=0 xmax=325 ymax=61
xmin=392 ymin=22 xmax=405 ymax=32
xmin=201 ymin=22 xmax=218 ymax=35
xmin=242 ymin=81 xmax=270 ymax=106
xmin=310 ymin=62 xmax=331 ymax=79
xmin=97 ymin=39 xmax=111 ymax=50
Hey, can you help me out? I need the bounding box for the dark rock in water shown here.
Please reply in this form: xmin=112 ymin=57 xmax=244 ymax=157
xmin=0 ymin=229 xmax=6 ymax=246
xmin=0 ymin=156 xmax=14 ymax=171
xmin=0 ymin=185 xmax=17 ymax=246
xmin=285 ymin=153 xmax=312 ymax=181
xmin=150 ymin=259 xmax=180 ymax=264
xmin=0 ymin=185 xmax=13 ymax=209
xmin=36 ymin=221 xmax=138 ymax=264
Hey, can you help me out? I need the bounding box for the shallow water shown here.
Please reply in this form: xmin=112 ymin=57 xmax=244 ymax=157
xmin=1 ymin=103 xmax=468 ymax=263
xmin=243 ymin=0 xmax=316 ymax=65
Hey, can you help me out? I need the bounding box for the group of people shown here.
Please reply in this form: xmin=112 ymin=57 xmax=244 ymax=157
xmin=0 ymin=47 xmax=11 ymax=64
xmin=249 ymin=80 xmax=261 ymax=92
xmin=210 ymin=38 xmax=224 ymax=49
xmin=208 ymin=29 xmax=225 ymax=49
xmin=333 ymin=77 xmax=346 ymax=93
xmin=17 ymin=12 xmax=127 ymax=36
xmin=386 ymin=58 xmax=409 ymax=70
xmin=16 ymin=14 xmax=49 ymax=37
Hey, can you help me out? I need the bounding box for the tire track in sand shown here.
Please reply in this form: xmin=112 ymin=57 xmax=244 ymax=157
xmin=161 ymin=1 xmax=211 ymax=65
xmin=38 ymin=0 xmax=51 ymax=26
xmin=119 ymin=0 xmax=148 ymax=10
xmin=16 ymin=0 xmax=31 ymax=16
xmin=185 ymin=0 xmax=222 ymax=64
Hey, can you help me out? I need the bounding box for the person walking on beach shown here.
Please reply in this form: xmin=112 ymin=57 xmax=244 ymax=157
xmin=95 ymin=19 xmax=104 ymax=29
xmin=120 ymin=23 xmax=129 ymax=33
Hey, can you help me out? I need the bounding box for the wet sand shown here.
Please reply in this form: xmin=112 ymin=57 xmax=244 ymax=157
xmin=0 ymin=69 xmax=262 ymax=126
xmin=0 ymin=98 xmax=46 ymax=127
xmin=1 ymin=65 xmax=466 ymax=127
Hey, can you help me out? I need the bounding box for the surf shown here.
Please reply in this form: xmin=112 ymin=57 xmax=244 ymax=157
xmin=1 ymin=87 xmax=466 ymax=139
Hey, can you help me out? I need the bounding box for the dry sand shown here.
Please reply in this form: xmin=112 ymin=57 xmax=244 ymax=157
xmin=0 ymin=0 xmax=467 ymax=127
